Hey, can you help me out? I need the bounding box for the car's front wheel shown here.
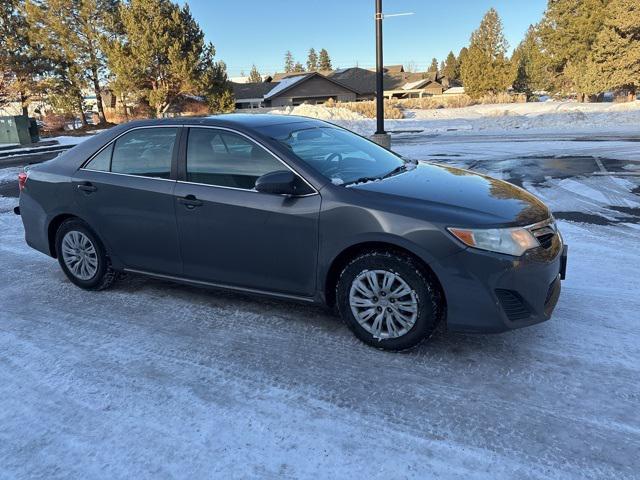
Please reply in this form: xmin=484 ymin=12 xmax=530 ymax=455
xmin=336 ymin=251 xmax=443 ymax=351
xmin=55 ymin=218 xmax=117 ymax=291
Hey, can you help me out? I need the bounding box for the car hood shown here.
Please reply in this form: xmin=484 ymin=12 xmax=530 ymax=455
xmin=350 ymin=162 xmax=550 ymax=227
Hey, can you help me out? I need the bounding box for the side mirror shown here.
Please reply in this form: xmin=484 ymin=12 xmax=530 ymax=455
xmin=255 ymin=170 xmax=298 ymax=195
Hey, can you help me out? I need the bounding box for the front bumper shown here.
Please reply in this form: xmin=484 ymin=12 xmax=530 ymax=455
xmin=439 ymin=234 xmax=566 ymax=333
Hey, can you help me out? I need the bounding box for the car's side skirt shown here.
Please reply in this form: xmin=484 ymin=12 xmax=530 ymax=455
xmin=123 ymin=268 xmax=318 ymax=304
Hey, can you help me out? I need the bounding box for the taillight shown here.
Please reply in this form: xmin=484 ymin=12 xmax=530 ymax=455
xmin=18 ymin=172 xmax=28 ymax=192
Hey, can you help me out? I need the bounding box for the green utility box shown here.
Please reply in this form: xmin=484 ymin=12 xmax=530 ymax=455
xmin=0 ymin=115 xmax=40 ymax=145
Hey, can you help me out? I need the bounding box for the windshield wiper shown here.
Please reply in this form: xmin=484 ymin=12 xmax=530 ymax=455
xmin=342 ymin=161 xmax=417 ymax=187
xmin=380 ymin=160 xmax=418 ymax=180
xmin=381 ymin=164 xmax=408 ymax=179
xmin=342 ymin=175 xmax=381 ymax=186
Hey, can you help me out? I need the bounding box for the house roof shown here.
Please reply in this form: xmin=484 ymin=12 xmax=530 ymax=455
xmin=328 ymin=68 xmax=378 ymax=95
xmin=328 ymin=68 xmax=439 ymax=94
xmin=233 ymin=72 xmax=359 ymax=101
xmin=264 ymin=72 xmax=359 ymax=100
xmin=384 ymin=65 xmax=405 ymax=73
xmin=231 ymin=81 xmax=277 ymax=100
xmin=263 ymin=74 xmax=309 ymax=99
xmin=269 ymin=70 xmax=333 ymax=82
xmin=402 ymin=78 xmax=432 ymax=90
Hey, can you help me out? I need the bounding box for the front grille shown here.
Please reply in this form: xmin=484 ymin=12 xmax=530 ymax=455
xmin=495 ymin=289 xmax=531 ymax=321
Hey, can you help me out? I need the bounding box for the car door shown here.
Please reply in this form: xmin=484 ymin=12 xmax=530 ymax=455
xmin=73 ymin=126 xmax=183 ymax=275
xmin=174 ymin=127 xmax=321 ymax=297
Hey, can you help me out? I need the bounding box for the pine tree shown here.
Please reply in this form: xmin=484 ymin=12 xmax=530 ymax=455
xmin=318 ymin=49 xmax=332 ymax=70
xmin=587 ymin=0 xmax=640 ymax=99
xmin=460 ymin=8 xmax=512 ymax=98
xmin=455 ymin=47 xmax=468 ymax=79
xmin=0 ymin=0 xmax=49 ymax=116
xmin=442 ymin=51 xmax=458 ymax=79
xmin=293 ymin=61 xmax=305 ymax=73
xmin=539 ymin=0 xmax=609 ymax=100
xmin=511 ymin=24 xmax=553 ymax=96
xmin=104 ymin=0 xmax=229 ymax=117
xmin=307 ymin=48 xmax=318 ymax=71
xmin=247 ymin=64 xmax=262 ymax=83
xmin=284 ymin=51 xmax=294 ymax=73
xmin=26 ymin=0 xmax=119 ymax=125
xmin=200 ymin=59 xmax=234 ymax=113
xmin=428 ymin=57 xmax=438 ymax=73
xmin=26 ymin=0 xmax=87 ymax=125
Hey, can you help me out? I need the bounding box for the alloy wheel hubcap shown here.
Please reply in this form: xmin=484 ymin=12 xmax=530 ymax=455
xmin=349 ymin=269 xmax=418 ymax=339
xmin=61 ymin=231 xmax=98 ymax=280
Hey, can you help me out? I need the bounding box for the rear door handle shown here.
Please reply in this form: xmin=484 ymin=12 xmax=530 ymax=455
xmin=178 ymin=195 xmax=203 ymax=208
xmin=77 ymin=182 xmax=97 ymax=193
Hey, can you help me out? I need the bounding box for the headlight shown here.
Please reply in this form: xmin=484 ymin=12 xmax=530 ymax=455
xmin=447 ymin=226 xmax=540 ymax=256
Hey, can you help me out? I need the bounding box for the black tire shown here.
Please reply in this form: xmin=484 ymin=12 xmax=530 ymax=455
xmin=336 ymin=251 xmax=443 ymax=351
xmin=55 ymin=218 xmax=117 ymax=291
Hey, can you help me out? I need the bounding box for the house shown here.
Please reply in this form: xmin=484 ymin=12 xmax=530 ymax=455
xmin=327 ymin=67 xmax=461 ymax=100
xmin=232 ymin=72 xmax=359 ymax=109
xmin=232 ymin=66 xmax=465 ymax=109
xmin=382 ymin=71 xmax=461 ymax=99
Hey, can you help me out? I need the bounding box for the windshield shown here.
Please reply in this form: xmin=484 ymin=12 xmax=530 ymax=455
xmin=257 ymin=125 xmax=407 ymax=185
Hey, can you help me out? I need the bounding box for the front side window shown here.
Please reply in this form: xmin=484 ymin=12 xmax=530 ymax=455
xmin=109 ymin=128 xmax=178 ymax=179
xmin=257 ymin=125 xmax=406 ymax=185
xmin=186 ymin=128 xmax=284 ymax=189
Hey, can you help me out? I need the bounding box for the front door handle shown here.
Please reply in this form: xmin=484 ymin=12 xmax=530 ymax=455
xmin=77 ymin=182 xmax=97 ymax=193
xmin=178 ymin=195 xmax=203 ymax=208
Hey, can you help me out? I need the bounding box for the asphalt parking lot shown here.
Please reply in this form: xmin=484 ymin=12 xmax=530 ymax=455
xmin=0 ymin=133 xmax=639 ymax=479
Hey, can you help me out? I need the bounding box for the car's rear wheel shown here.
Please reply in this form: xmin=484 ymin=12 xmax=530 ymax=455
xmin=55 ymin=218 xmax=116 ymax=290
xmin=336 ymin=251 xmax=443 ymax=351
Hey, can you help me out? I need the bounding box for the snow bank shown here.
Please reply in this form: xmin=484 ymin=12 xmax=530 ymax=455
xmin=407 ymin=101 xmax=640 ymax=133
xmin=261 ymin=101 xmax=640 ymax=137
xmin=270 ymin=104 xmax=366 ymax=121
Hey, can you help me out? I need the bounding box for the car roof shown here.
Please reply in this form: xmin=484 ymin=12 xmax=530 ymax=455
xmin=120 ymin=114 xmax=329 ymax=130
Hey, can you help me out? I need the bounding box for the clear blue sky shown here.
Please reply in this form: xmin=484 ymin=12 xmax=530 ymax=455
xmin=183 ymin=0 xmax=547 ymax=77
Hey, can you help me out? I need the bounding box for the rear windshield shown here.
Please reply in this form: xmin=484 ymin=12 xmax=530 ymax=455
xmin=257 ymin=124 xmax=405 ymax=185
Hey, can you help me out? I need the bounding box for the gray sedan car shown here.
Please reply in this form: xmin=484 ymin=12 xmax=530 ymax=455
xmin=17 ymin=115 xmax=567 ymax=350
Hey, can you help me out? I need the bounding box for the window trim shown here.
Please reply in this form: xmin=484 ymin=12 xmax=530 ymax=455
xmin=80 ymin=125 xmax=182 ymax=181
xmin=180 ymin=125 xmax=318 ymax=197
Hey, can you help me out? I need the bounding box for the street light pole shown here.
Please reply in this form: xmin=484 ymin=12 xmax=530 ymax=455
xmin=371 ymin=0 xmax=391 ymax=148
xmin=369 ymin=2 xmax=413 ymax=148
xmin=375 ymin=0 xmax=385 ymax=136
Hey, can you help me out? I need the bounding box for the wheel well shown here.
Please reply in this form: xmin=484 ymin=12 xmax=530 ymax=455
xmin=47 ymin=214 xmax=77 ymax=258
xmin=324 ymin=242 xmax=446 ymax=312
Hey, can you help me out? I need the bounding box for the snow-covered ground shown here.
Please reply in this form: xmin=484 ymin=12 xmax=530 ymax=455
xmin=271 ymin=100 xmax=640 ymax=138
xmin=1 ymin=105 xmax=639 ymax=479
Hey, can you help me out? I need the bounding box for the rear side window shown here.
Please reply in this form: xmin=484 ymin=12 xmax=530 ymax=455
xmin=85 ymin=144 xmax=113 ymax=172
xmin=109 ymin=128 xmax=178 ymax=179
xmin=186 ymin=128 xmax=284 ymax=189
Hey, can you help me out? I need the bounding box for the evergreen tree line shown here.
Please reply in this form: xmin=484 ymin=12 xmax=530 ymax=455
xmin=283 ymin=48 xmax=332 ymax=74
xmin=0 ymin=0 xmax=234 ymax=126
xmin=438 ymin=1 xmax=639 ymax=101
